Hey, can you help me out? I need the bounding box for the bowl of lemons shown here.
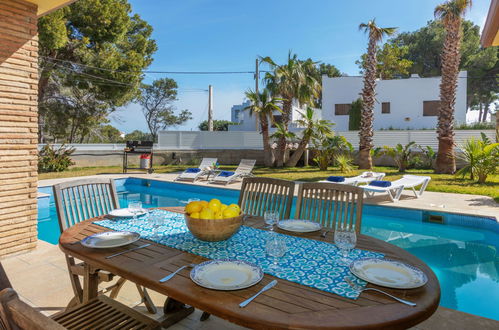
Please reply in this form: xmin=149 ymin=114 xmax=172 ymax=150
xmin=184 ymin=199 xmax=243 ymax=242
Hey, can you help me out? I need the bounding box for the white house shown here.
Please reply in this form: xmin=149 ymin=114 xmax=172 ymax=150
xmin=228 ymin=100 xmax=309 ymax=131
xmin=321 ymin=72 xmax=467 ymax=131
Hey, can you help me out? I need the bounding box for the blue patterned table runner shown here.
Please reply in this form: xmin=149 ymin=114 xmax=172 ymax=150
xmin=96 ymin=209 xmax=383 ymax=299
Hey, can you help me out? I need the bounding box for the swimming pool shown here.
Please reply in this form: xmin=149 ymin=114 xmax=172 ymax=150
xmin=38 ymin=177 xmax=499 ymax=320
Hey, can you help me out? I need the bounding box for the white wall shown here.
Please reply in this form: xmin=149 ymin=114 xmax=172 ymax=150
xmin=322 ymin=72 xmax=468 ymax=131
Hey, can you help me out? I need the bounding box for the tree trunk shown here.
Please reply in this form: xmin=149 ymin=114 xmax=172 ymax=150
xmin=478 ymin=103 xmax=483 ymax=123
xmin=358 ymin=148 xmax=372 ymax=169
xmin=358 ymin=31 xmax=377 ymax=170
xmin=435 ymin=136 xmax=455 ymax=173
xmin=285 ymin=136 xmax=309 ymax=167
xmin=276 ymin=99 xmax=292 ymax=167
xmin=481 ymin=103 xmax=489 ymax=122
xmin=260 ymin=115 xmax=273 ymax=167
xmin=435 ymin=19 xmax=461 ymax=174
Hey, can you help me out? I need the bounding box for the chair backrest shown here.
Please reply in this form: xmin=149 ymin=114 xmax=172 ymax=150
xmin=0 ymin=263 xmax=64 ymax=330
xmin=238 ymin=177 xmax=295 ymax=219
xmin=199 ymin=158 xmax=218 ymax=169
xmin=235 ymin=159 xmax=256 ymax=174
xmin=295 ymin=182 xmax=364 ymax=234
xmin=53 ymin=178 xmax=119 ymax=232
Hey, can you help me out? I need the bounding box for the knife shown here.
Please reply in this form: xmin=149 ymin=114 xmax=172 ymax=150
xmin=105 ymin=243 xmax=151 ymax=259
xmin=239 ymin=280 xmax=278 ymax=308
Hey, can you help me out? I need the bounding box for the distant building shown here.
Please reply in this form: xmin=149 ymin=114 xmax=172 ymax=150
xmin=230 ymin=100 xmax=250 ymax=123
xmin=321 ymin=72 xmax=468 ymax=131
xmin=228 ymin=100 xmax=309 ymax=131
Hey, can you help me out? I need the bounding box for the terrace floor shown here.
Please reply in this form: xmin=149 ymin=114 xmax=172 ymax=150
xmin=8 ymin=172 xmax=496 ymax=329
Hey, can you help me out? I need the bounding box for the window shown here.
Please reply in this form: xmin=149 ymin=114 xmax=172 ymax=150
xmin=381 ymin=102 xmax=390 ymax=114
xmin=271 ymin=115 xmax=283 ymax=128
xmin=423 ymin=101 xmax=440 ymax=116
xmin=335 ymin=104 xmax=351 ymax=115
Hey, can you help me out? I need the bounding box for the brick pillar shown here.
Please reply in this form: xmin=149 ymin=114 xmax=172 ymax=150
xmin=0 ymin=0 xmax=39 ymax=257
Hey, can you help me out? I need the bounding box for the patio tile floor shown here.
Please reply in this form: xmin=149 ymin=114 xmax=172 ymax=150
xmin=2 ymin=240 xmax=497 ymax=329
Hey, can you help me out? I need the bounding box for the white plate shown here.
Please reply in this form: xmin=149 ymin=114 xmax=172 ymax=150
xmin=108 ymin=208 xmax=148 ymax=218
xmin=277 ymin=219 xmax=321 ymax=233
xmin=190 ymin=259 xmax=263 ymax=291
xmin=350 ymin=258 xmax=428 ymax=289
xmin=81 ymin=231 xmax=140 ymax=249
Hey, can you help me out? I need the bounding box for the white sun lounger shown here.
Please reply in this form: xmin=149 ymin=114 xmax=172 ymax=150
xmin=319 ymin=172 xmax=386 ymax=186
xmin=210 ymin=159 xmax=256 ymax=185
xmin=175 ymin=158 xmax=218 ymax=182
xmin=362 ymin=175 xmax=431 ymax=202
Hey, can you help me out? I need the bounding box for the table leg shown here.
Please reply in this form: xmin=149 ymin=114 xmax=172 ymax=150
xmin=159 ymin=297 xmax=194 ymax=328
xmin=82 ymin=263 xmax=99 ymax=303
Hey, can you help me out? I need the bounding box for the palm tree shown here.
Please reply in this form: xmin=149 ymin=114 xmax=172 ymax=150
xmin=285 ymin=107 xmax=333 ymax=167
xmin=244 ymin=89 xmax=281 ymax=167
xmin=358 ymin=20 xmax=397 ymax=169
xmin=434 ymin=0 xmax=472 ymax=173
xmin=262 ymin=53 xmax=321 ymax=167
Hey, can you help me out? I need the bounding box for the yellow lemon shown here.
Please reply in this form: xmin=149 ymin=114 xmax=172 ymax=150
xmin=185 ymin=201 xmax=202 ymax=214
xmin=220 ymin=204 xmax=228 ymax=211
xmin=214 ymin=211 xmax=224 ymax=219
xmin=208 ymin=199 xmax=221 ymax=212
xmin=228 ymin=204 xmax=241 ymax=214
xmin=199 ymin=201 xmax=209 ymax=208
xmin=222 ymin=207 xmax=239 ymax=219
xmin=190 ymin=212 xmax=200 ymax=219
xmin=199 ymin=208 xmax=214 ymax=220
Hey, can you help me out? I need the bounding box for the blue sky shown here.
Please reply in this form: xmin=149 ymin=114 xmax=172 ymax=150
xmin=110 ymin=0 xmax=490 ymax=133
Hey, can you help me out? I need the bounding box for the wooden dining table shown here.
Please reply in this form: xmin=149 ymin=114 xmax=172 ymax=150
xmin=59 ymin=207 xmax=440 ymax=330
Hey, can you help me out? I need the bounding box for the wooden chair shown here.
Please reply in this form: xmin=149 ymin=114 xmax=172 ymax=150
xmin=0 ymin=262 xmax=160 ymax=330
xmin=52 ymin=178 xmax=156 ymax=313
xmin=295 ymin=182 xmax=364 ymax=234
xmin=238 ymin=177 xmax=295 ymax=219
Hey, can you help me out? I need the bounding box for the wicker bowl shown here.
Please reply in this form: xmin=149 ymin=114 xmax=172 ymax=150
xmin=185 ymin=213 xmax=243 ymax=242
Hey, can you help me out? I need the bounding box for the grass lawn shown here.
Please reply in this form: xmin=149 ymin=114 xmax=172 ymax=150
xmin=39 ymin=165 xmax=499 ymax=202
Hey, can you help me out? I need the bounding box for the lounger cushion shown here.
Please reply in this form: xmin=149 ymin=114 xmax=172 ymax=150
xmin=370 ymin=180 xmax=391 ymax=188
xmin=327 ymin=176 xmax=345 ymax=183
xmin=186 ymin=168 xmax=201 ymax=173
xmin=219 ymin=171 xmax=235 ymax=177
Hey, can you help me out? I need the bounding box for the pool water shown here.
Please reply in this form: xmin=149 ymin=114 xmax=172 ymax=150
xmin=38 ymin=178 xmax=499 ymax=320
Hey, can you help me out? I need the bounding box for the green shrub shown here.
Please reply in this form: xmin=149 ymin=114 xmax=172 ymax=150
xmin=417 ymin=145 xmax=436 ymax=169
xmin=334 ymin=154 xmax=354 ymax=173
xmin=381 ymin=141 xmax=416 ymax=172
xmin=38 ymin=144 xmax=75 ymax=173
xmin=348 ymin=98 xmax=362 ymax=131
xmin=456 ymin=134 xmax=498 ymax=183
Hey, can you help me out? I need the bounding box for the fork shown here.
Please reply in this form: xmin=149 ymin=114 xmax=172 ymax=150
xmin=345 ymin=277 xmax=416 ymax=307
xmin=159 ymin=264 xmax=196 ymax=283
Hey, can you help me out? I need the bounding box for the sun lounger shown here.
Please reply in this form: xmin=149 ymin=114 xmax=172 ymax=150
xmin=361 ymin=175 xmax=431 ymax=202
xmin=210 ymin=159 xmax=256 ymax=185
xmin=319 ymin=172 xmax=385 ymax=186
xmin=175 ymin=158 xmax=218 ymax=182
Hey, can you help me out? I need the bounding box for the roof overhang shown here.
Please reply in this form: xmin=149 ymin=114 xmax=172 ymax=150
xmin=25 ymin=0 xmax=77 ymax=17
xmin=481 ymin=0 xmax=499 ymax=47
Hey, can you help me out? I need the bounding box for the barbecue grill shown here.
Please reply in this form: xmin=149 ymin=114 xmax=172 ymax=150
xmin=123 ymin=141 xmax=154 ymax=174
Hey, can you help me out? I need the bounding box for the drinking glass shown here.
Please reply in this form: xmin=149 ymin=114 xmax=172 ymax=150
xmin=334 ymin=227 xmax=357 ymax=265
xmin=128 ymin=201 xmax=142 ymax=224
xmin=264 ymin=211 xmax=279 ymax=231
xmin=266 ymin=237 xmax=287 ymax=270
xmin=148 ymin=212 xmax=164 ymax=240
